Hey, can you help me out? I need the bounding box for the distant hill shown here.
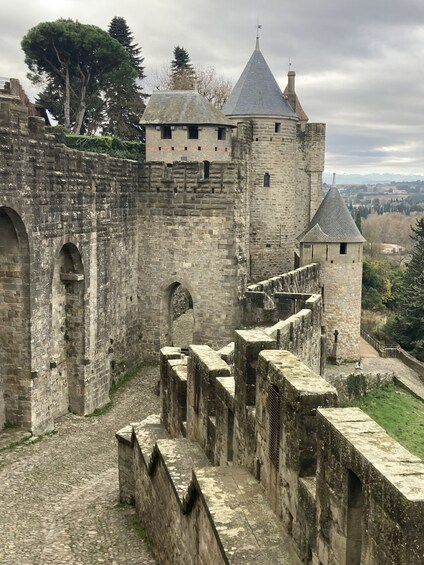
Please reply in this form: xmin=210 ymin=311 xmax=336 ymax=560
xmin=323 ymin=172 xmax=424 ymax=185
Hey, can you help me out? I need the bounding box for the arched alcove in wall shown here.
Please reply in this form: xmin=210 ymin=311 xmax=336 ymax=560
xmin=51 ymin=243 xmax=85 ymax=417
xmin=162 ymin=281 xmax=194 ymax=350
xmin=0 ymin=207 xmax=30 ymax=429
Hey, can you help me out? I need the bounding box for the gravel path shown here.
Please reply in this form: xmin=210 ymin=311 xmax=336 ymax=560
xmin=0 ymin=365 xmax=160 ymax=565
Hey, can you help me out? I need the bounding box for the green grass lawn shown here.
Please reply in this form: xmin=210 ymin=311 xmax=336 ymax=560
xmin=341 ymin=383 xmax=424 ymax=461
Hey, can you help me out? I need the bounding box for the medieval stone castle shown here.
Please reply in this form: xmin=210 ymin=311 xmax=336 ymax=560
xmin=1 ymin=39 xmax=423 ymax=564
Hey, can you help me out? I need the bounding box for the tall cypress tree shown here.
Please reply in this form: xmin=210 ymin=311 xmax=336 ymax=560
xmin=392 ymin=217 xmax=424 ymax=359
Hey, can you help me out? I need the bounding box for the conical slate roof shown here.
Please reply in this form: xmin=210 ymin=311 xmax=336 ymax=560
xmin=222 ymin=42 xmax=296 ymax=118
xmin=298 ymin=186 xmax=366 ymax=243
xmin=140 ymin=90 xmax=234 ymax=126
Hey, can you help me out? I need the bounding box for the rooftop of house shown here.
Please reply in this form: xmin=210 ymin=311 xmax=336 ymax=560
xmin=140 ymin=90 xmax=234 ymax=127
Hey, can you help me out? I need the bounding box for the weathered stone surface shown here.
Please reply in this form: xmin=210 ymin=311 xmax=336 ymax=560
xmin=0 ymin=363 xmax=159 ymax=565
xmin=316 ymin=407 xmax=424 ymax=564
xmin=195 ymin=465 xmax=302 ymax=564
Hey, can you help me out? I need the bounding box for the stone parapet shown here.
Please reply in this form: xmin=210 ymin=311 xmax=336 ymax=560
xmin=316 ymin=408 xmax=424 ymax=564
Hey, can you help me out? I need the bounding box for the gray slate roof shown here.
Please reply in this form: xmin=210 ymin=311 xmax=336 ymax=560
xmin=222 ymin=42 xmax=296 ymax=118
xmin=140 ymin=90 xmax=234 ymax=126
xmin=298 ymin=186 xmax=366 ymax=243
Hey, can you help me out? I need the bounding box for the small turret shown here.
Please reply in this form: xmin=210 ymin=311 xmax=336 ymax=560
xmin=298 ymin=187 xmax=365 ymax=362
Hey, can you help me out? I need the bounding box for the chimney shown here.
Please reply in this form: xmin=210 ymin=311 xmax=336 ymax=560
xmin=287 ymin=70 xmax=296 ymax=112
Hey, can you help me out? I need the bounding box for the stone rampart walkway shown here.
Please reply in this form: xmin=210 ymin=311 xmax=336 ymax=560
xmin=0 ymin=366 xmax=160 ymax=565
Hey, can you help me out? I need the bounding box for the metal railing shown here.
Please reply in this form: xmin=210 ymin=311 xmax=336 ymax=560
xmin=360 ymin=328 xmax=400 ymax=358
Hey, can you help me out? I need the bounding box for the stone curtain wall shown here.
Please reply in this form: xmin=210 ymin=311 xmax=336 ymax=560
xmin=244 ymin=263 xmax=320 ymax=325
xmin=265 ymin=294 xmax=323 ymax=375
xmin=132 ymin=337 xmax=424 ymax=564
xmin=138 ymin=160 xmax=248 ymax=354
xmin=0 ymin=98 xmax=251 ymax=432
xmin=0 ymin=102 xmax=141 ymax=433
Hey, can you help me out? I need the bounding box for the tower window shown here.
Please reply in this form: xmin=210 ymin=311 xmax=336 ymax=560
xmin=188 ymin=126 xmax=199 ymax=139
xmin=275 ymin=122 xmax=281 ymax=133
xmin=203 ymin=160 xmax=210 ymax=179
xmin=218 ymin=127 xmax=226 ymax=140
xmin=264 ymin=173 xmax=270 ymax=187
xmin=340 ymin=242 xmax=347 ymax=255
xmin=161 ymin=126 xmax=172 ymax=139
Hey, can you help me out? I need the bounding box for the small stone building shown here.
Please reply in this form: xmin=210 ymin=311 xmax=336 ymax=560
xmin=140 ymin=90 xmax=234 ymax=163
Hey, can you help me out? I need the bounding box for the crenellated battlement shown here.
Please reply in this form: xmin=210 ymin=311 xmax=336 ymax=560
xmin=139 ymin=159 xmax=245 ymax=198
xmin=117 ymin=335 xmax=424 ymax=564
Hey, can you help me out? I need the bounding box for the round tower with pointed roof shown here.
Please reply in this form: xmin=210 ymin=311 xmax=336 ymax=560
xmin=298 ymin=186 xmax=365 ymax=361
xmin=223 ymin=39 xmax=325 ymax=280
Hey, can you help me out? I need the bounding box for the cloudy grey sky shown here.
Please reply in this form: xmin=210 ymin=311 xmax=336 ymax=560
xmin=1 ymin=0 xmax=424 ymax=177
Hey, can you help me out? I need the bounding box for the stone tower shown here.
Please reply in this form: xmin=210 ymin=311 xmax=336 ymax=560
xmin=223 ymin=39 xmax=326 ymax=281
xmin=298 ymin=186 xmax=365 ymax=361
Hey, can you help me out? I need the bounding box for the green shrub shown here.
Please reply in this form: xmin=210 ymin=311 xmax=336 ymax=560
xmin=46 ymin=127 xmax=145 ymax=161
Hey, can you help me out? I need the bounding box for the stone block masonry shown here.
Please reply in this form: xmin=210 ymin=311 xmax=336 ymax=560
xmin=0 ymin=103 xmax=142 ymax=432
xmin=0 ymin=99 xmax=249 ymax=433
xmin=138 ymin=160 xmax=249 ymax=354
xmin=243 ymin=119 xmax=325 ymax=280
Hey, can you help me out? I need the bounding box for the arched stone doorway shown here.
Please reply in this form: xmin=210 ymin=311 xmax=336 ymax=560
xmin=51 ymin=243 xmax=85 ymax=417
xmin=0 ymin=207 xmax=30 ymax=429
xmin=162 ymin=282 xmax=194 ymax=350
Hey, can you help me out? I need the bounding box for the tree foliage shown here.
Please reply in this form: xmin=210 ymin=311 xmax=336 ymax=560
xmin=390 ymin=218 xmax=424 ymax=360
xmin=105 ymin=16 xmax=146 ymax=140
xmin=362 ymin=212 xmax=424 ymax=250
xmin=22 ymin=19 xmax=137 ymax=135
xmin=195 ymin=66 xmax=232 ymax=109
xmin=362 ymin=259 xmax=402 ymax=312
xmin=108 ymin=16 xmax=144 ymax=79
xmin=169 ymin=46 xmax=195 ymax=90
xmin=152 ymin=51 xmax=232 ymax=109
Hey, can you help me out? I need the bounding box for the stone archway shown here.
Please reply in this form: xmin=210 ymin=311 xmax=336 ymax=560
xmin=51 ymin=243 xmax=85 ymax=417
xmin=162 ymin=282 xmax=194 ymax=350
xmin=0 ymin=207 xmax=30 ymax=429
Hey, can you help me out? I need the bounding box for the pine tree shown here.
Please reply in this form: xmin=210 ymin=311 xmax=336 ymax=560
xmin=22 ymin=19 xmax=137 ymax=134
xmin=108 ymin=16 xmax=144 ymax=80
xmin=392 ymin=217 xmax=424 ymax=359
xmin=169 ymin=46 xmax=195 ymax=90
xmin=105 ymin=16 xmax=146 ymax=140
